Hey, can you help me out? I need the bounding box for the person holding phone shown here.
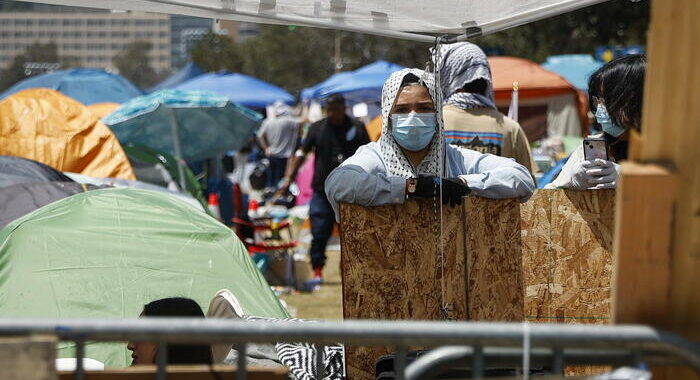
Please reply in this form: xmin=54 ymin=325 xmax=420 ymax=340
xmin=547 ymin=54 xmax=646 ymax=190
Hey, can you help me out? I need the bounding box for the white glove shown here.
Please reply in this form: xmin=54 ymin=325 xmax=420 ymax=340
xmin=571 ymin=159 xmax=620 ymax=190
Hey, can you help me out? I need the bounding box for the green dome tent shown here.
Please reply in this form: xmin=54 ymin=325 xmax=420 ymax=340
xmin=0 ymin=188 xmax=288 ymax=367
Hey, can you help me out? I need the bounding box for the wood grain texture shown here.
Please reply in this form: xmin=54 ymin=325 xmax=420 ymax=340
xmin=340 ymin=198 xmax=467 ymax=380
xmin=627 ymin=0 xmax=700 ymax=376
xmin=58 ymin=366 xmax=287 ymax=380
xmin=0 ymin=335 xmax=56 ymax=380
xmin=465 ymin=197 xmax=523 ymax=321
xmin=521 ymin=190 xmax=614 ymax=324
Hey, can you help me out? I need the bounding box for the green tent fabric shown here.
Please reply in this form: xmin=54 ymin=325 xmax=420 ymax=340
xmin=0 ymin=188 xmax=288 ymax=367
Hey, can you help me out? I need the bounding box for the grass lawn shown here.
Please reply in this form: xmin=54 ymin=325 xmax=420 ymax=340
xmin=279 ymin=249 xmax=343 ymax=320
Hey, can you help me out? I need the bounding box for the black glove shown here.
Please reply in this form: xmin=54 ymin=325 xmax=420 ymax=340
xmin=410 ymin=176 xmax=471 ymax=206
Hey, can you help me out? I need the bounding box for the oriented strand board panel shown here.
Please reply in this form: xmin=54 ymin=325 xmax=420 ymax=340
xmin=522 ymin=190 xmax=614 ymax=324
xmin=1 ymin=335 xmax=56 ymax=380
xmin=340 ymin=198 xmax=467 ymax=380
xmin=465 ymin=197 xmax=523 ymax=321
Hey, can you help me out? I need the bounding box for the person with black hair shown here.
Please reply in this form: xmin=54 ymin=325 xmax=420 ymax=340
xmin=276 ymin=93 xmax=369 ymax=282
xmin=127 ymin=297 xmax=213 ymax=365
xmin=548 ymin=54 xmax=646 ymax=189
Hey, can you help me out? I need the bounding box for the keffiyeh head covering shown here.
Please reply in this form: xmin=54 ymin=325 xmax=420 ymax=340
xmin=379 ymin=68 xmax=445 ymax=178
xmin=438 ymin=42 xmax=496 ymax=110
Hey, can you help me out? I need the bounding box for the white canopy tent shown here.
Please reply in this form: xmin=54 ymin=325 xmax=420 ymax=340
xmin=25 ymin=0 xmax=609 ymax=41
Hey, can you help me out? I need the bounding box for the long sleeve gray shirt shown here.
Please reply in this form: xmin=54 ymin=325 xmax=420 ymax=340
xmin=325 ymin=141 xmax=535 ymax=220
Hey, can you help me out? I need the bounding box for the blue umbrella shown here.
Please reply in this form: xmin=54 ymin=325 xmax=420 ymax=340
xmin=103 ymin=89 xmax=262 ymax=187
xmin=301 ymin=60 xmax=404 ymax=103
xmin=148 ymin=62 xmax=204 ymax=93
xmin=0 ymin=68 xmax=143 ymax=105
xmin=542 ymin=55 xmax=603 ymax=91
xmin=175 ymin=72 xmax=294 ymax=109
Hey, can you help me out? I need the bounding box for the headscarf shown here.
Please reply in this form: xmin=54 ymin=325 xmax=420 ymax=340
xmin=438 ymin=42 xmax=496 ymax=110
xmin=379 ymin=68 xmax=445 ymax=178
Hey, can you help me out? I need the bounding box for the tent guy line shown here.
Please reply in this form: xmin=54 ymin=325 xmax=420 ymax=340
xmin=22 ymin=0 xmax=611 ymax=42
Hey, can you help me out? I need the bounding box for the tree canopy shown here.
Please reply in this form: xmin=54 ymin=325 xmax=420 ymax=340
xmin=113 ymin=40 xmax=159 ymax=89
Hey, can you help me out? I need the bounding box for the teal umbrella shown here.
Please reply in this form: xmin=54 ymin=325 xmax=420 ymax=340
xmin=103 ymin=90 xmax=262 ymax=188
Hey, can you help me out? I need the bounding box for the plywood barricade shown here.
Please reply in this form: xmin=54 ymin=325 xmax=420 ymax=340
xmin=340 ymin=189 xmax=615 ymax=379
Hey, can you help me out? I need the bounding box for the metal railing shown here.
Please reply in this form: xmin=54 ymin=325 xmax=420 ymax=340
xmin=1 ymin=318 xmax=699 ymax=380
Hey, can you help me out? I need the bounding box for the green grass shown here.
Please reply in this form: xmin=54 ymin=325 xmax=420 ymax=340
xmin=279 ymin=250 xmax=343 ymax=320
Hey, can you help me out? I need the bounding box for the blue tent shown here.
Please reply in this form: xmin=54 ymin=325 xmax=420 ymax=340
xmin=301 ymin=60 xmax=404 ymax=104
xmin=174 ymin=72 xmax=294 ymax=109
xmin=541 ymin=55 xmax=603 ymax=91
xmin=0 ymin=68 xmax=143 ymax=105
xmin=148 ymin=62 xmax=204 ymax=93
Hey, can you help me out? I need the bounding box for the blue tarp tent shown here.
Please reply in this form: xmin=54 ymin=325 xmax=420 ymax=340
xmin=541 ymin=55 xmax=603 ymax=91
xmin=301 ymin=60 xmax=404 ymax=104
xmin=174 ymin=72 xmax=294 ymax=109
xmin=148 ymin=62 xmax=204 ymax=93
xmin=0 ymin=68 xmax=143 ymax=105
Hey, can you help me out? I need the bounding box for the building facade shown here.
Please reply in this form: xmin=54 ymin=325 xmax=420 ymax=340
xmin=0 ymin=11 xmax=171 ymax=73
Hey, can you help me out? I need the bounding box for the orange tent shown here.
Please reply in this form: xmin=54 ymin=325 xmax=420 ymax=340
xmin=87 ymin=102 xmax=120 ymax=119
xmin=365 ymin=115 xmax=382 ymax=142
xmin=0 ymin=89 xmax=135 ymax=180
xmin=488 ymin=57 xmax=589 ymax=141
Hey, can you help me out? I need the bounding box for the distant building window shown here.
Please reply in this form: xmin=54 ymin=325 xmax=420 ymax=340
xmin=159 ymin=32 xmax=168 ymax=38
xmin=159 ymin=20 xmax=168 ymax=25
xmin=0 ymin=20 xmax=10 ymax=25
xmin=87 ymin=19 xmax=106 ymax=26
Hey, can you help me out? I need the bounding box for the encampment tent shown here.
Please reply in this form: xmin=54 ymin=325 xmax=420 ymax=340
xmin=0 ymin=89 xmax=136 ymax=180
xmin=0 ymin=68 xmax=142 ymax=105
xmin=0 ymin=155 xmax=73 ymax=188
xmin=489 ymin=56 xmax=588 ymax=142
xmin=175 ymin=72 xmax=294 ymax=109
xmin=542 ymin=54 xmax=603 ymax=91
xmin=0 ymin=188 xmax=288 ymax=367
xmin=148 ymin=62 xmax=204 ymax=93
xmin=0 ymin=181 xmax=100 ymax=229
xmin=18 ymin=1 xmax=607 ymax=42
xmin=301 ymin=60 xmax=404 ymax=104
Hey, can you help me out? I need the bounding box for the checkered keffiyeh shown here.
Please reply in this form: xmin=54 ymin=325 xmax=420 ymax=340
xmin=378 ymin=68 xmax=445 ymax=178
xmin=438 ymin=42 xmax=496 ymax=110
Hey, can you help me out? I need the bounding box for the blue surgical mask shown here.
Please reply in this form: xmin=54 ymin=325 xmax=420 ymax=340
xmin=390 ymin=112 xmax=437 ymax=151
xmin=595 ymin=104 xmax=626 ymax=138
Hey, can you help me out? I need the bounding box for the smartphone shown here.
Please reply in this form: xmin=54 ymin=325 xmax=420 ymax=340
xmin=583 ymin=137 xmax=609 ymax=161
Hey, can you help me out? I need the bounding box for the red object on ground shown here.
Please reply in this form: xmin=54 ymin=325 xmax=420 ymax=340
xmin=208 ymin=193 xmax=219 ymax=206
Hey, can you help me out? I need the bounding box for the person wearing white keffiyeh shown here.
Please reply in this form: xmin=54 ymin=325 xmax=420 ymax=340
xmin=438 ymin=42 xmax=536 ymax=174
xmin=324 ymin=68 xmax=535 ymax=220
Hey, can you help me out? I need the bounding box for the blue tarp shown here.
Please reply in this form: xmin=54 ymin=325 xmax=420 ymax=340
xmin=174 ymin=72 xmax=294 ymax=109
xmin=301 ymin=60 xmax=404 ymax=104
xmin=541 ymin=55 xmax=603 ymax=91
xmin=0 ymin=68 xmax=143 ymax=105
xmin=148 ymin=62 xmax=204 ymax=93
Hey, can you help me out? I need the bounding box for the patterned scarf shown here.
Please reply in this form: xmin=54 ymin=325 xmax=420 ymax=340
xmin=378 ymin=68 xmax=445 ymax=178
xmin=438 ymin=42 xmax=496 ymax=110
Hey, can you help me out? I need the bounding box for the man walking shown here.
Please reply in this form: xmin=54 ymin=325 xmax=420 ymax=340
xmin=277 ymin=94 xmax=368 ymax=282
xmin=257 ymin=101 xmax=301 ymax=188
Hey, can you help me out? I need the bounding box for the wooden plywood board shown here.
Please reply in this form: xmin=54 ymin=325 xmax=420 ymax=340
xmin=0 ymin=335 xmax=56 ymax=380
xmin=465 ymin=197 xmax=523 ymax=321
xmin=58 ymin=366 xmax=287 ymax=380
xmin=340 ymin=198 xmax=467 ymax=380
xmin=522 ymin=190 xmax=614 ymax=324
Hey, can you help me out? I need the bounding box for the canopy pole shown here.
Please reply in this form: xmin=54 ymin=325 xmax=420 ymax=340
xmin=166 ymin=107 xmax=187 ymax=191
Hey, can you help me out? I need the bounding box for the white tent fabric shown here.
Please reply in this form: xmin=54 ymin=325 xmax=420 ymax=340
xmin=25 ymin=0 xmax=608 ymax=41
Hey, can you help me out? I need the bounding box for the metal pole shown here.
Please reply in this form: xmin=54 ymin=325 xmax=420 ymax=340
xmin=74 ymin=340 xmax=85 ymax=380
xmin=166 ymin=107 xmax=187 ymax=191
xmin=395 ymin=345 xmax=407 ymax=380
xmin=157 ymin=343 xmax=167 ymax=380
xmin=237 ymin=343 xmax=247 ymax=380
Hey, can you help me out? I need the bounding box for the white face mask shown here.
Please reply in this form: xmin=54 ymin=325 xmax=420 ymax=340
xmin=390 ymin=112 xmax=437 ymax=151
